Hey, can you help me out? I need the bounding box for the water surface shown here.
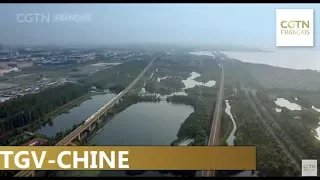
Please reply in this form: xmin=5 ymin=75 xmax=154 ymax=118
xmin=274 ymin=98 xmax=302 ymax=111
xmin=37 ymin=93 xmax=117 ymax=137
xmin=90 ymin=101 xmax=194 ymax=146
xmin=89 ymin=101 xmax=194 ymax=177
xmin=224 ymin=100 xmax=237 ymax=146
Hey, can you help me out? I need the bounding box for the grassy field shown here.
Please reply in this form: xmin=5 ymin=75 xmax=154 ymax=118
xmin=6 ymin=74 xmax=40 ymax=85
xmin=3 ymin=61 xmax=107 ymax=85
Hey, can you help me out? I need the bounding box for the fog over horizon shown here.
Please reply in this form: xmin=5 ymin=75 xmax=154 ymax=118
xmin=1 ymin=3 xmax=320 ymax=50
xmin=2 ymin=4 xmax=320 ymax=70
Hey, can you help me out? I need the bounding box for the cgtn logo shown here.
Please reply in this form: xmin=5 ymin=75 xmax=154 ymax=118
xmin=280 ymin=20 xmax=310 ymax=35
xmin=302 ymin=159 xmax=317 ymax=176
xmin=276 ymin=9 xmax=314 ymax=47
xmin=16 ymin=13 xmax=50 ymax=23
xmin=16 ymin=13 xmax=92 ymax=23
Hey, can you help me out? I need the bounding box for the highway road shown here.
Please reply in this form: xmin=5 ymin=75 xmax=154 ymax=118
xmin=201 ymin=56 xmax=225 ymax=177
xmin=13 ymin=53 xmax=160 ymax=177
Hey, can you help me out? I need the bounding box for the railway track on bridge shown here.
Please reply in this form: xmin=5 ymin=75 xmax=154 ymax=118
xmin=201 ymin=55 xmax=225 ymax=177
xmin=13 ymin=53 xmax=160 ymax=177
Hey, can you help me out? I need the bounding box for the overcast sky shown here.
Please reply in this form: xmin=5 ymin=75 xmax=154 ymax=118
xmin=1 ymin=3 xmax=320 ymax=48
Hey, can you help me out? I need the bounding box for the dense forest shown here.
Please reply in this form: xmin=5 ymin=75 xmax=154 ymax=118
xmin=108 ymin=85 xmax=126 ymax=94
xmin=167 ymin=94 xmax=213 ymax=145
xmin=0 ymin=83 xmax=90 ymax=137
xmin=113 ymin=94 xmax=160 ymax=114
xmin=125 ymin=170 xmax=197 ymax=177
xmin=254 ymin=91 xmax=320 ymax=166
xmin=0 ymin=58 xmax=151 ymax=143
xmin=227 ymin=90 xmax=301 ymax=177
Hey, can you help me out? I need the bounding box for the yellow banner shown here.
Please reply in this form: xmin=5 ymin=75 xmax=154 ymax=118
xmin=0 ymin=146 xmax=256 ymax=170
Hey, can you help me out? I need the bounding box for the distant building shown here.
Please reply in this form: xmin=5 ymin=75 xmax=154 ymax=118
xmin=0 ymin=67 xmax=19 ymax=75
xmin=21 ymin=137 xmax=47 ymax=146
xmin=68 ymin=56 xmax=82 ymax=63
xmin=8 ymin=62 xmax=17 ymax=68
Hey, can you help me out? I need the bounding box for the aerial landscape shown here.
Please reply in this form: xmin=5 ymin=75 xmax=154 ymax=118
xmin=1 ymin=3 xmax=320 ymax=177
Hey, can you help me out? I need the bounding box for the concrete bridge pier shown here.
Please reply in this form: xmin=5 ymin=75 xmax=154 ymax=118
xmin=97 ymin=116 xmax=102 ymax=123
xmin=89 ymin=123 xmax=97 ymax=131
xmin=78 ymin=134 xmax=81 ymax=141
xmin=68 ymin=142 xmax=77 ymax=146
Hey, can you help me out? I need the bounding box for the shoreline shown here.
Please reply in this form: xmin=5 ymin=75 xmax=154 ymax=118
xmin=2 ymin=91 xmax=107 ymax=145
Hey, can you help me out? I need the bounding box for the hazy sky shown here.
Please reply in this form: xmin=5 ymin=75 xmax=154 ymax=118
xmin=1 ymin=4 xmax=320 ymax=48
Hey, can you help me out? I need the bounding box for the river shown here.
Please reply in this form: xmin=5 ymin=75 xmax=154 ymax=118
xmin=37 ymin=91 xmax=194 ymax=177
xmin=225 ymin=100 xmax=237 ymax=146
xmin=91 ymin=101 xmax=193 ymax=177
xmin=220 ymin=50 xmax=320 ymax=71
xmin=224 ymin=100 xmax=259 ymax=177
xmin=37 ymin=93 xmax=117 ymax=137
xmin=38 ymin=71 xmax=220 ymax=177
xmin=90 ymin=101 xmax=193 ymax=146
